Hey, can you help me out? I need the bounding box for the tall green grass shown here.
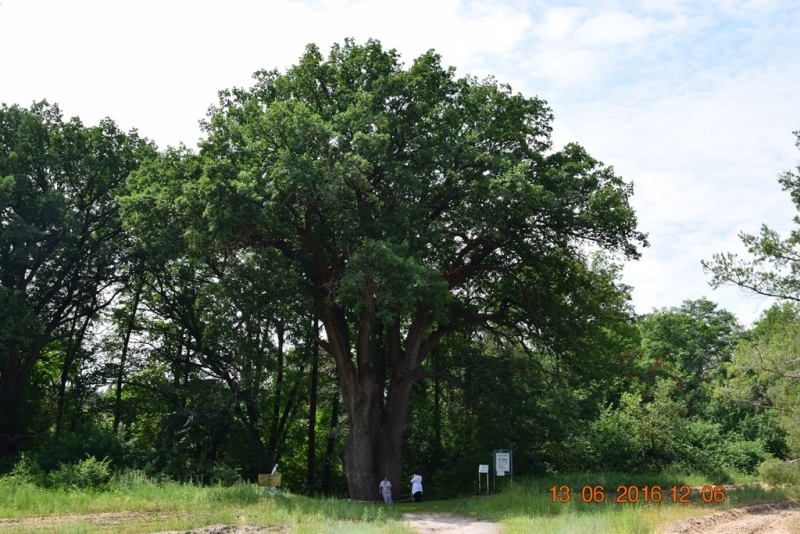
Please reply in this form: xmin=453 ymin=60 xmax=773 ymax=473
xmin=0 ymin=474 xmax=412 ymax=533
xmin=0 ymin=470 xmax=790 ymax=533
xmin=391 ymin=471 xmax=788 ymax=533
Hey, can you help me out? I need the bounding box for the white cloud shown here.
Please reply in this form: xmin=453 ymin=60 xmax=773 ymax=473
xmin=2 ymin=0 xmax=799 ymax=324
xmin=575 ymin=11 xmax=655 ymax=47
xmin=538 ymin=7 xmax=584 ymax=41
xmin=0 ymin=0 xmax=532 ymax=147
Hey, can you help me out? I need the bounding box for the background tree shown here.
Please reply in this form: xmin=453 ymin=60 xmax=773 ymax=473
xmin=585 ymin=299 xmax=785 ymax=477
xmin=118 ymin=147 xmax=320 ymax=482
xmin=704 ymin=129 xmax=800 ymax=301
xmin=636 ymin=298 xmax=740 ymax=415
xmin=0 ymin=102 xmax=154 ymax=461
xmin=727 ymin=303 xmax=800 ymax=453
xmin=703 ymin=129 xmax=800 ymax=460
xmin=125 ymin=39 xmax=647 ymax=499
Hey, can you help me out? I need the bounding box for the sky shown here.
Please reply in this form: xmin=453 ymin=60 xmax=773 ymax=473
xmin=2 ymin=0 xmax=799 ymax=325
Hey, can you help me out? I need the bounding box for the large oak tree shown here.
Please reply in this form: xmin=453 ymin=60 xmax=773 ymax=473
xmin=126 ymin=40 xmax=648 ymax=499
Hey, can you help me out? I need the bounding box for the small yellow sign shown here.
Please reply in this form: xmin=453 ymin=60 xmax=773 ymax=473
xmin=258 ymin=474 xmax=282 ymax=487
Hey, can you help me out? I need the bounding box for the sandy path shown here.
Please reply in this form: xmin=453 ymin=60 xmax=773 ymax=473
xmin=9 ymin=503 xmax=800 ymax=533
xmin=402 ymin=513 xmax=501 ymax=534
xmin=153 ymin=526 xmax=282 ymax=533
xmin=662 ymin=501 xmax=800 ymax=534
xmin=0 ymin=513 xmax=284 ymax=533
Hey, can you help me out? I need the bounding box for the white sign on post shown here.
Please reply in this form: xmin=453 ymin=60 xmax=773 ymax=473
xmin=478 ymin=464 xmax=489 ymax=494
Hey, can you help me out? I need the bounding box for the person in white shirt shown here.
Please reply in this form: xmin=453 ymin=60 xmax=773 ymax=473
xmin=379 ymin=476 xmax=393 ymax=503
xmin=410 ymin=473 xmax=423 ymax=502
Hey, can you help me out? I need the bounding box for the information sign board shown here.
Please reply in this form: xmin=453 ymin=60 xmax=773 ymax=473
xmin=495 ymin=452 xmax=510 ymax=476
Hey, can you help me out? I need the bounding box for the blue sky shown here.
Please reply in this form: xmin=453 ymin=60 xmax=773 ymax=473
xmin=2 ymin=0 xmax=799 ymax=325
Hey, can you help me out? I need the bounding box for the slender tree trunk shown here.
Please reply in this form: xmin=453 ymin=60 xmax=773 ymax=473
xmin=275 ymin=378 xmax=301 ymax=463
xmin=55 ymin=316 xmax=91 ymax=436
xmin=54 ymin=352 xmax=74 ymax=437
xmin=434 ymin=376 xmax=442 ymax=452
xmin=306 ymin=316 xmax=319 ymax=494
xmin=321 ymin=377 xmax=340 ymax=495
xmin=264 ymin=324 xmax=285 ymax=471
xmin=114 ymin=286 xmax=141 ymax=432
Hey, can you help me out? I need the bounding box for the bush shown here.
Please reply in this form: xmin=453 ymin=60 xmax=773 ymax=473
xmin=588 ymin=380 xmax=690 ymax=472
xmin=723 ymin=440 xmax=767 ymax=474
xmin=208 ymin=462 xmax=241 ymax=487
xmin=6 ymin=453 xmax=46 ymax=485
xmin=48 ymin=456 xmax=112 ymax=490
xmin=33 ymin=427 xmax=129 ymax=473
xmin=759 ymin=458 xmax=800 ymax=485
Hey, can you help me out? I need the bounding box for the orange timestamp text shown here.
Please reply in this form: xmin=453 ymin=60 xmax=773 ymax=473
xmin=549 ymin=485 xmax=726 ymax=504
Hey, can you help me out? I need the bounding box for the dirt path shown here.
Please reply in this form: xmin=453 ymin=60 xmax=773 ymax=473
xmin=7 ymin=503 xmax=800 ymax=534
xmin=153 ymin=526 xmax=282 ymax=533
xmin=0 ymin=511 xmax=502 ymax=534
xmin=0 ymin=513 xmax=284 ymax=533
xmin=662 ymin=501 xmax=800 ymax=534
xmin=402 ymin=513 xmax=501 ymax=534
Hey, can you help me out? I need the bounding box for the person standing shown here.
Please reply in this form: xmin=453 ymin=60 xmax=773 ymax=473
xmin=379 ymin=476 xmax=393 ymax=504
xmin=410 ymin=473 xmax=423 ymax=502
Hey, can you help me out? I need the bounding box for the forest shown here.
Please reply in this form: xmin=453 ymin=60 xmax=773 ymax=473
xmin=2 ymin=39 xmax=800 ymax=506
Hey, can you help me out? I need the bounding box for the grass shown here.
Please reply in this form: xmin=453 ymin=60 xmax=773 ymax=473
xmin=0 ymin=475 xmax=413 ymax=533
xmin=0 ymin=471 xmax=791 ymax=533
xmin=389 ymin=471 xmax=789 ymax=533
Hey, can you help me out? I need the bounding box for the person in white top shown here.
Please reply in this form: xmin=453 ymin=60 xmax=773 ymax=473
xmin=379 ymin=476 xmax=392 ymax=503
xmin=410 ymin=473 xmax=423 ymax=502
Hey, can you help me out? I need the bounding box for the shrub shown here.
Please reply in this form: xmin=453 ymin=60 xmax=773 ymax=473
xmin=48 ymin=456 xmax=112 ymax=490
xmin=723 ymin=440 xmax=767 ymax=474
xmin=34 ymin=427 xmax=129 ymax=473
xmin=759 ymin=458 xmax=800 ymax=485
xmin=208 ymin=462 xmax=241 ymax=487
xmin=6 ymin=453 xmax=46 ymax=485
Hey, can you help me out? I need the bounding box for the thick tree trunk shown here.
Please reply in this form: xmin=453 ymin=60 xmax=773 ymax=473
xmin=340 ymin=374 xmax=415 ymax=501
xmin=305 ymin=230 xmax=444 ymax=500
xmin=0 ymin=342 xmax=42 ymax=461
xmin=238 ymin=408 xmax=270 ymax=481
xmin=0 ymin=345 xmax=22 ymax=460
xmin=319 ymin=301 xmax=431 ymax=501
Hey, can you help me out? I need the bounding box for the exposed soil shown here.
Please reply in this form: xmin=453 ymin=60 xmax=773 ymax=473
xmin=402 ymin=513 xmax=501 ymax=534
xmin=153 ymin=526 xmax=282 ymax=533
xmin=662 ymin=501 xmax=800 ymax=534
xmin=5 ymin=501 xmax=800 ymax=533
xmin=0 ymin=512 xmax=170 ymax=529
xmin=0 ymin=512 xmax=286 ymax=533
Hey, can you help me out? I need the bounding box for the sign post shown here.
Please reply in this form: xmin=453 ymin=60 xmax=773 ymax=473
xmin=492 ymin=450 xmax=513 ymax=491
